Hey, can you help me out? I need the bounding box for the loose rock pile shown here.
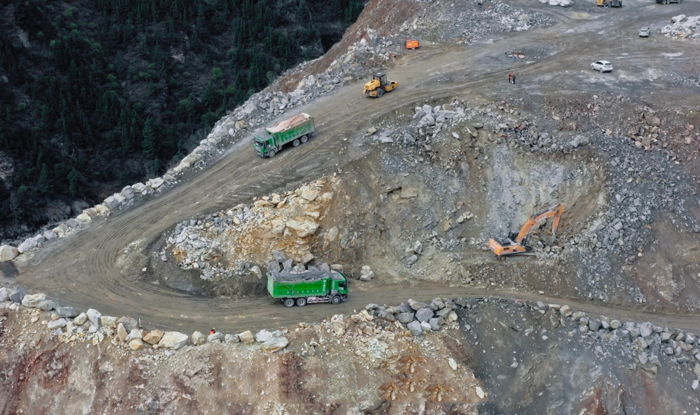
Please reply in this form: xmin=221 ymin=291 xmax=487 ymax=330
xmin=365 ymin=298 xmax=460 ymax=336
xmin=0 ymin=286 xmax=289 ymax=354
xmin=661 ymin=15 xmax=700 ymax=40
xmin=168 ymin=178 xmax=337 ymax=280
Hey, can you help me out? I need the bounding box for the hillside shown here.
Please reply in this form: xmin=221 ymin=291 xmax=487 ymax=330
xmin=0 ymin=0 xmax=365 ymax=242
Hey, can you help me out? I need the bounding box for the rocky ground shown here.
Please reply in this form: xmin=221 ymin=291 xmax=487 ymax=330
xmin=4 ymin=0 xmax=700 ymax=413
xmin=2 ymin=288 xmax=700 ymax=414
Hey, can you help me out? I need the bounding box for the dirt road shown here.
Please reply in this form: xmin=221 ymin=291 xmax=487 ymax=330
xmin=15 ymin=0 xmax=700 ymax=333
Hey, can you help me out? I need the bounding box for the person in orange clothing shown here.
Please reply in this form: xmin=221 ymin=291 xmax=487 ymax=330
xmin=210 ymin=328 xmax=216 ymax=335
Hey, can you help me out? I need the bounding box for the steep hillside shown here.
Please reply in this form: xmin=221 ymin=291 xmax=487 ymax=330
xmin=0 ymin=0 xmax=365 ymax=242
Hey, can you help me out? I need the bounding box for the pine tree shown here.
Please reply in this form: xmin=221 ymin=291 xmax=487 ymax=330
xmin=141 ymin=117 xmax=156 ymax=160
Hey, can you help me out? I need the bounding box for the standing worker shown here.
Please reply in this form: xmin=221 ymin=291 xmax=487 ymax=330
xmin=512 ymin=73 xmax=516 ymax=84
xmin=508 ymin=73 xmax=512 ymax=84
xmin=210 ymin=328 xmax=216 ymax=335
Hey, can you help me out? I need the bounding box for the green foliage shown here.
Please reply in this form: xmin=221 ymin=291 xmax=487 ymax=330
xmin=0 ymin=0 xmax=367 ymax=238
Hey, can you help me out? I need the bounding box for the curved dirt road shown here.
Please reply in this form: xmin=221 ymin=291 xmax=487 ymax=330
xmin=16 ymin=1 xmax=700 ymax=333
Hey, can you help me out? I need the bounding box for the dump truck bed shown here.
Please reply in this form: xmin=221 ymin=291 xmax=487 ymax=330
xmin=267 ymin=270 xmax=338 ymax=298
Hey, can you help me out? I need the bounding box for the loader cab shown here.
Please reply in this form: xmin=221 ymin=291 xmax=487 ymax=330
xmin=374 ymin=73 xmax=387 ymax=87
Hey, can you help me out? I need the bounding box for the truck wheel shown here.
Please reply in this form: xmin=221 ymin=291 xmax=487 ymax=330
xmin=296 ymin=297 xmax=307 ymax=307
xmin=331 ymin=295 xmax=342 ymax=305
xmin=268 ymin=149 xmax=276 ymax=158
xmin=284 ymin=298 xmax=295 ymax=307
xmin=300 ymin=135 xmax=308 ymax=143
xmin=376 ymin=88 xmax=384 ymax=97
xmin=292 ymin=139 xmax=300 ymax=147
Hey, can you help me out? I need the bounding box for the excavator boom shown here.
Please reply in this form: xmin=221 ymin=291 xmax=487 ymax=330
xmin=488 ymin=204 xmax=563 ymax=259
xmin=514 ymin=204 xmax=563 ymax=243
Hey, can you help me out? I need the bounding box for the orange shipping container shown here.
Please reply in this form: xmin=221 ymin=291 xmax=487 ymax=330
xmin=405 ymin=40 xmax=420 ymax=50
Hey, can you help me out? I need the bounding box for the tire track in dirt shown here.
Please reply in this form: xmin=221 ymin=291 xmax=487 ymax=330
xmin=16 ymin=6 xmax=700 ymax=333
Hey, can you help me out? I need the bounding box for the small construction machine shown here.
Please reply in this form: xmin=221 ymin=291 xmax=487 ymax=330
xmin=363 ymin=73 xmax=399 ymax=97
xmin=597 ymin=0 xmax=622 ymax=6
xmin=405 ymin=39 xmax=420 ymax=50
xmin=488 ymin=204 xmax=563 ymax=260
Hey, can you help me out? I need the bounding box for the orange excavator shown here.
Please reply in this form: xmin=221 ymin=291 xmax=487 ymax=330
xmin=488 ymin=204 xmax=563 ymax=260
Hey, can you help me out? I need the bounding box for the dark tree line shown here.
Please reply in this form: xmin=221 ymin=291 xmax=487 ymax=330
xmin=0 ymin=0 xmax=365 ymax=240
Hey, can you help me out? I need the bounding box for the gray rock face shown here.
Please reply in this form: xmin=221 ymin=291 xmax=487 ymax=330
xmin=238 ymin=330 xmax=255 ymax=344
xmin=158 ymin=331 xmax=190 ymax=349
xmin=36 ymin=300 xmax=59 ymax=311
xmin=255 ymin=329 xmax=274 ymax=343
xmin=117 ymin=316 xmax=139 ymax=332
xmin=74 ymin=312 xmax=88 ymax=326
xmin=397 ymin=312 xmax=415 ymax=324
xmin=407 ymin=320 xmax=423 ymax=336
xmin=429 ymin=318 xmax=442 ymax=331
xmin=17 ymin=237 xmax=39 ymax=254
xmin=261 ymin=336 xmax=289 ymax=352
xmin=21 ymin=293 xmax=47 ymax=308
xmin=47 ymin=318 xmax=67 ymax=330
xmin=415 ymin=308 xmax=435 ymax=323
xmin=640 ymin=322 xmax=653 ymax=337
xmin=9 ymin=288 xmax=27 ymax=303
xmin=56 ymin=306 xmax=79 ymax=318
xmin=86 ymin=309 xmax=102 ymax=326
xmin=126 ymin=329 xmax=143 ymax=342
xmin=224 ymin=334 xmax=240 ymax=343
xmin=191 ymin=331 xmax=206 ymax=345
xmin=0 ymin=245 xmax=19 ymax=262
xmin=408 ymin=299 xmax=428 ymax=311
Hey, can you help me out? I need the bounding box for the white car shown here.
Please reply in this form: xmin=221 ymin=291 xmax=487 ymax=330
xmin=590 ymin=60 xmax=613 ymax=73
xmin=639 ymin=27 xmax=650 ymax=37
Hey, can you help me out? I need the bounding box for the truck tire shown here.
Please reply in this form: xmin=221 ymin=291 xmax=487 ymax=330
xmin=300 ymin=135 xmax=308 ymax=143
xmin=284 ymin=298 xmax=295 ymax=307
xmin=296 ymin=297 xmax=307 ymax=307
xmin=292 ymin=139 xmax=300 ymax=147
xmin=376 ymin=88 xmax=384 ymax=97
xmin=331 ymin=295 xmax=342 ymax=305
xmin=268 ymin=149 xmax=277 ymax=158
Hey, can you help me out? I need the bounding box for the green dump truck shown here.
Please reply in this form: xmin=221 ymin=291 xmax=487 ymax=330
xmin=267 ymin=269 xmax=348 ymax=307
xmin=254 ymin=113 xmax=315 ymax=158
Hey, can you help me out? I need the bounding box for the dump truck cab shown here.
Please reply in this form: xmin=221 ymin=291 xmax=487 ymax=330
xmin=254 ymin=134 xmax=275 ymax=157
xmin=330 ymin=271 xmax=348 ymax=296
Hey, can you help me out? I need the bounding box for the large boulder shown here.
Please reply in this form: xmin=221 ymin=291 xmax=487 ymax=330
xmin=285 ymin=217 xmax=319 ymax=237
xmin=9 ymin=288 xmax=27 ymax=303
xmin=117 ymin=316 xmax=139 ymax=332
xmin=415 ymin=308 xmax=435 ymax=323
xmin=207 ymin=332 xmax=225 ymax=343
xmin=0 ymin=287 xmax=8 ymax=302
xmin=238 ymin=330 xmax=255 ymax=344
xmin=117 ymin=323 xmax=128 ymax=342
xmin=0 ymin=245 xmax=19 ymax=262
xmin=21 ymin=293 xmax=47 ymax=308
xmin=407 ymin=321 xmax=423 ymax=336
xmin=143 ymin=330 xmax=164 ymax=345
xmin=36 ymin=299 xmax=59 ymax=311
xmin=47 ymin=318 xmax=67 ymax=330
xmin=397 ymin=312 xmax=415 ymax=324
xmin=158 ymin=331 xmax=190 ymax=350
xmin=73 ymin=312 xmax=88 ymax=326
xmin=17 ymin=238 xmax=39 ymax=254
xmin=255 ymin=329 xmax=274 ymax=343
xmin=86 ymin=309 xmax=102 ymax=326
xmin=191 ymin=331 xmax=206 ymax=345
xmin=261 ymin=336 xmax=289 ymax=353
xmin=224 ymin=334 xmax=240 ymax=343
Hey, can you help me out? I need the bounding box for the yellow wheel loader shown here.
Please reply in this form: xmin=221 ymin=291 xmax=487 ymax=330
xmin=363 ymin=73 xmax=399 ymax=97
xmin=488 ymin=204 xmax=563 ymax=260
